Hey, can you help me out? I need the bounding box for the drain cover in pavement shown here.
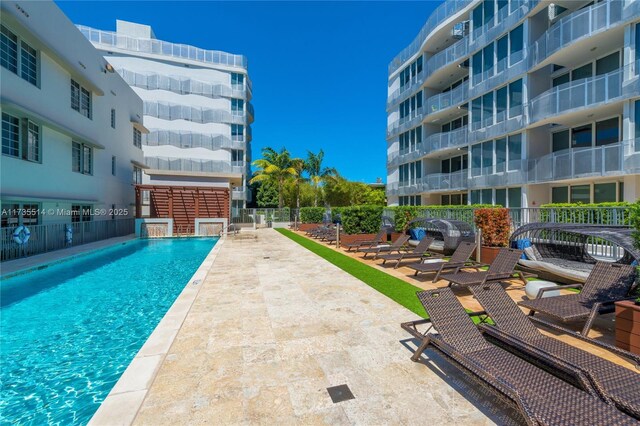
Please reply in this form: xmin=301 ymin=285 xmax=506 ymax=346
xmin=326 ymin=384 xmax=355 ymax=403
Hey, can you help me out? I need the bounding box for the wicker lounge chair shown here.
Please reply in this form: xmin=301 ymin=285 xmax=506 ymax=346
xmin=438 ymin=248 xmax=525 ymax=288
xmin=407 ymin=241 xmax=480 ymax=281
xmin=358 ymin=234 xmax=410 ymax=259
xmin=376 ymin=236 xmax=438 ymax=268
xmin=400 ymin=288 xmax=637 ymax=425
xmin=470 ymin=283 xmax=640 ymax=419
xmin=518 ymin=262 xmax=637 ymax=338
xmin=342 ymin=229 xmax=387 ymax=251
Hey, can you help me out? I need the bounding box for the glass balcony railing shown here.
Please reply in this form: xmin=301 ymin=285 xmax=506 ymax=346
xmin=468 ymin=160 xmax=527 ymax=189
xmin=144 ymin=101 xmax=247 ymax=125
xmin=531 ymin=0 xmax=627 ymax=67
xmin=388 ymin=126 xmax=469 ymax=168
xmin=469 ymin=113 xmax=525 ymax=144
xmin=527 ymin=139 xmax=640 ymax=184
xmin=470 ymin=0 xmax=539 ymax=52
xmin=425 ymin=81 xmax=469 ymax=118
xmin=78 ymin=25 xmax=248 ymax=69
xmin=387 ymin=106 xmax=425 ymax=138
xmin=469 ymin=53 xmax=529 ymax=98
xmin=529 ymin=64 xmax=639 ymax=124
xmin=388 ymin=170 xmax=469 ymax=196
xmin=144 ymin=157 xmax=246 ymax=175
xmin=145 ymin=130 xmax=246 ymax=150
xmin=117 ymin=69 xmax=248 ymax=100
xmin=389 ymin=0 xmax=474 ymax=74
xmin=232 ymin=188 xmax=249 ymax=201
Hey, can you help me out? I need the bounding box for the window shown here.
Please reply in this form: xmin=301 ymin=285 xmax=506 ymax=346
xmin=636 ymin=100 xmax=640 ymax=151
xmin=71 ymin=79 xmax=92 ymax=119
xmin=508 ymin=79 xmax=523 ymax=118
xmin=495 ymin=138 xmax=506 ymax=173
xmin=2 ymin=112 xmax=20 ymax=157
xmin=483 ymin=0 xmax=495 ymax=26
xmin=509 ymin=24 xmax=523 ymax=58
xmin=472 ymin=4 xmax=483 ymax=33
xmin=471 ymin=143 xmax=482 ymax=176
xmin=1 ymin=203 xmax=19 ymax=227
xmin=23 ymin=119 xmax=39 ymax=162
xmin=1 ymin=203 xmax=39 ymax=227
xmin=495 ymin=188 xmax=506 ymax=206
xmin=472 ymin=97 xmax=482 ymax=127
xmin=552 ymin=130 xmax=570 ymax=152
xmin=482 ymin=188 xmax=492 ymax=204
xmin=231 ymin=149 xmax=243 ymax=162
xmin=232 ymin=124 xmax=244 ymax=140
xmin=482 ymin=92 xmax=493 ymax=125
xmin=594 ymin=183 xmax=617 ymax=203
xmin=20 ymin=41 xmax=37 ymax=85
xmin=133 ymin=166 xmax=142 ymax=185
xmin=572 ymin=124 xmax=592 ymax=148
xmin=72 ymin=141 xmax=92 ymax=174
xmin=112 ymin=156 xmax=117 ymax=176
xmin=482 ymin=140 xmax=493 ymax=173
xmin=71 ymin=205 xmax=92 ymax=223
xmin=441 ymin=195 xmax=450 ymax=205
xmin=508 ymin=134 xmax=521 ymax=169
xmin=595 ymin=51 xmax=619 ymax=76
xmin=595 ymin=117 xmax=619 ymax=146
xmin=231 ymin=99 xmax=244 ymax=114
xmin=553 ymin=73 xmax=570 ymax=88
xmin=1 ymin=25 xmax=18 ymax=73
xmin=552 ymin=186 xmax=569 ymax=203
xmin=111 ymin=109 xmax=116 ymax=129
xmin=472 ymin=51 xmax=482 ymax=85
xmin=133 ymin=128 xmax=142 ymax=148
xmin=497 ymin=35 xmax=508 ymax=73
xmin=570 ymin=185 xmax=590 ymax=203
xmin=483 ymin=43 xmax=494 ymax=76
xmin=496 ymin=86 xmax=507 ymax=122
xmin=231 ymin=73 xmax=244 ymax=86
xmin=571 ymin=63 xmax=592 ymax=81
xmin=508 ymin=187 xmax=522 ymax=208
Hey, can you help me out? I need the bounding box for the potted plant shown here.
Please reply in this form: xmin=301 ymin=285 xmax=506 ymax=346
xmin=474 ymin=208 xmax=511 ymax=265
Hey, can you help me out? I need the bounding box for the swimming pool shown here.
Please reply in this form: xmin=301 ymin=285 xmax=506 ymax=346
xmin=0 ymin=237 xmax=217 ymax=425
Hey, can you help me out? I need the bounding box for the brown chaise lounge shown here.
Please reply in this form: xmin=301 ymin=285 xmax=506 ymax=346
xmin=470 ymin=283 xmax=640 ymax=419
xmin=438 ymin=248 xmax=525 ymax=287
xmin=342 ymin=229 xmax=387 ymax=251
xmin=407 ymin=241 xmax=479 ymax=281
xmin=401 ymin=288 xmax=637 ymax=425
xmin=376 ymin=236 xmax=436 ymax=268
xmin=358 ymin=234 xmax=410 ymax=259
xmin=518 ymin=262 xmax=637 ymax=337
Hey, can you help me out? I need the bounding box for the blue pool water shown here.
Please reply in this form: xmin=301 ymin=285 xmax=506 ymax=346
xmin=0 ymin=237 xmax=217 ymax=425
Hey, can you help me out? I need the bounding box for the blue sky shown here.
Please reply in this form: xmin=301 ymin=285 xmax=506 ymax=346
xmin=57 ymin=1 xmax=439 ymax=183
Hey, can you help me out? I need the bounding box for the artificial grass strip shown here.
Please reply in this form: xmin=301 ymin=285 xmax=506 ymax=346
xmin=276 ymin=228 xmax=428 ymax=317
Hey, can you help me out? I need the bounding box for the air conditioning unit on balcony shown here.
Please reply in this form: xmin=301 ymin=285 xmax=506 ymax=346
xmin=452 ymin=21 xmax=470 ymax=39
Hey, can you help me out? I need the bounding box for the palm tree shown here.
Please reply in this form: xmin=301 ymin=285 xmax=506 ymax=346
xmin=250 ymin=147 xmax=298 ymax=208
xmin=305 ymin=150 xmax=336 ymax=207
xmin=291 ymin=158 xmax=307 ymax=210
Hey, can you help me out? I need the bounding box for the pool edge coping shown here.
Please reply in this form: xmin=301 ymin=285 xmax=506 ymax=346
xmin=87 ymin=236 xmax=226 ymax=426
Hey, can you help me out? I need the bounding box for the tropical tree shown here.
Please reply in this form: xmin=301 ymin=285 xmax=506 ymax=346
xmin=250 ymin=147 xmax=298 ymax=208
xmin=291 ymin=158 xmax=307 ymax=210
xmin=305 ymin=150 xmax=336 ymax=207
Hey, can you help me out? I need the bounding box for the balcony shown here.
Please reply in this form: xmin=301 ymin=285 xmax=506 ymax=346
xmin=527 ymin=139 xmax=640 ymax=184
xmin=118 ymin=69 xmax=248 ymax=100
xmin=388 ymin=127 xmax=469 ymax=168
xmin=144 ymin=157 xmax=246 ymax=175
xmin=424 ymin=81 xmax=469 ymax=120
xmin=469 ymin=113 xmax=526 ymax=144
xmin=468 ymin=160 xmax=528 ymax=189
xmin=387 ymin=106 xmax=425 ymax=138
xmin=389 ymin=0 xmax=474 ymax=74
xmin=144 ymin=101 xmax=246 ymax=125
xmin=388 ymin=73 xmax=426 ymax=110
xmin=232 ymin=188 xmax=249 ymax=201
xmin=470 ymin=0 xmax=539 ymax=52
xmin=529 ymin=64 xmax=639 ymax=125
xmin=145 ymin=130 xmax=245 ymax=150
xmin=531 ymin=0 xmax=632 ymax=68
xmin=469 ymin=53 xmax=529 ymax=98
xmin=78 ymin=25 xmax=247 ymax=69
xmin=388 ymin=170 xmax=469 ymax=196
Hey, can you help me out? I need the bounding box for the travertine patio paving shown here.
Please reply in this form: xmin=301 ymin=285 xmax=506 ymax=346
xmin=132 ymin=229 xmax=518 ymax=425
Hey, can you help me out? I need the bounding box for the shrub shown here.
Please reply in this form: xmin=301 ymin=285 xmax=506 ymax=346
xmin=631 ymin=200 xmax=640 ymax=250
xmin=474 ymin=208 xmax=511 ymax=247
xmin=539 ymin=202 xmax=632 ymax=225
xmin=389 ymin=204 xmax=499 ymax=232
xmin=340 ymin=205 xmax=383 ymax=234
xmin=299 ymin=207 xmax=325 ymax=223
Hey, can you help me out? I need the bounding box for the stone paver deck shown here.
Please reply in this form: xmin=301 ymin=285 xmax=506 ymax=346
xmin=132 ymin=229 xmax=517 ymax=425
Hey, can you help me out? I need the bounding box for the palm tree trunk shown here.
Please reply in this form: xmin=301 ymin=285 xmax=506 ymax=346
xmin=313 ymin=182 xmax=318 ymax=207
xmin=296 ymin=182 xmax=300 ymax=210
xmin=278 ymin=179 xmax=284 ymax=208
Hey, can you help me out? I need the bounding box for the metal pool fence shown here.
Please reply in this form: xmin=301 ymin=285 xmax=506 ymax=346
xmin=1 ymin=218 xmax=135 ymax=262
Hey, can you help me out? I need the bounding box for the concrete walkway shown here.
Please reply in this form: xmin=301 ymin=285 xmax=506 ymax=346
xmin=133 ymin=229 xmax=516 ymax=425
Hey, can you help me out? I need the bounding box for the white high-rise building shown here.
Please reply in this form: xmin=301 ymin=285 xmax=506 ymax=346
xmin=79 ymin=20 xmax=253 ymax=230
xmin=386 ymin=0 xmax=640 ymax=208
xmin=1 ymin=1 xmax=145 ymax=229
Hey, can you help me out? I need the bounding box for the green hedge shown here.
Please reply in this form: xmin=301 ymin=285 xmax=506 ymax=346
xmin=299 ymin=207 xmax=325 ymax=223
xmin=388 ymin=204 xmax=498 ymax=232
xmin=340 ymin=205 xmax=383 ymax=234
xmin=630 ymin=201 xmax=640 ymax=250
xmin=539 ymin=202 xmax=632 ymax=225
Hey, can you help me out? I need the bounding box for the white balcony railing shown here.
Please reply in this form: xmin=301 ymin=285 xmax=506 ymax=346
xmin=145 ymin=157 xmax=246 ymax=175
xmin=425 ymin=81 xmax=469 ymax=118
xmin=531 ymin=0 xmax=625 ymax=66
xmin=389 ymin=0 xmax=474 ymax=74
xmin=145 ymin=130 xmax=245 ymax=150
xmin=77 ymin=25 xmax=247 ymax=69
xmin=143 ymin=101 xmax=246 ymax=125
xmin=388 ymin=126 xmax=469 ymax=168
xmin=529 ymin=63 xmax=639 ymax=124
